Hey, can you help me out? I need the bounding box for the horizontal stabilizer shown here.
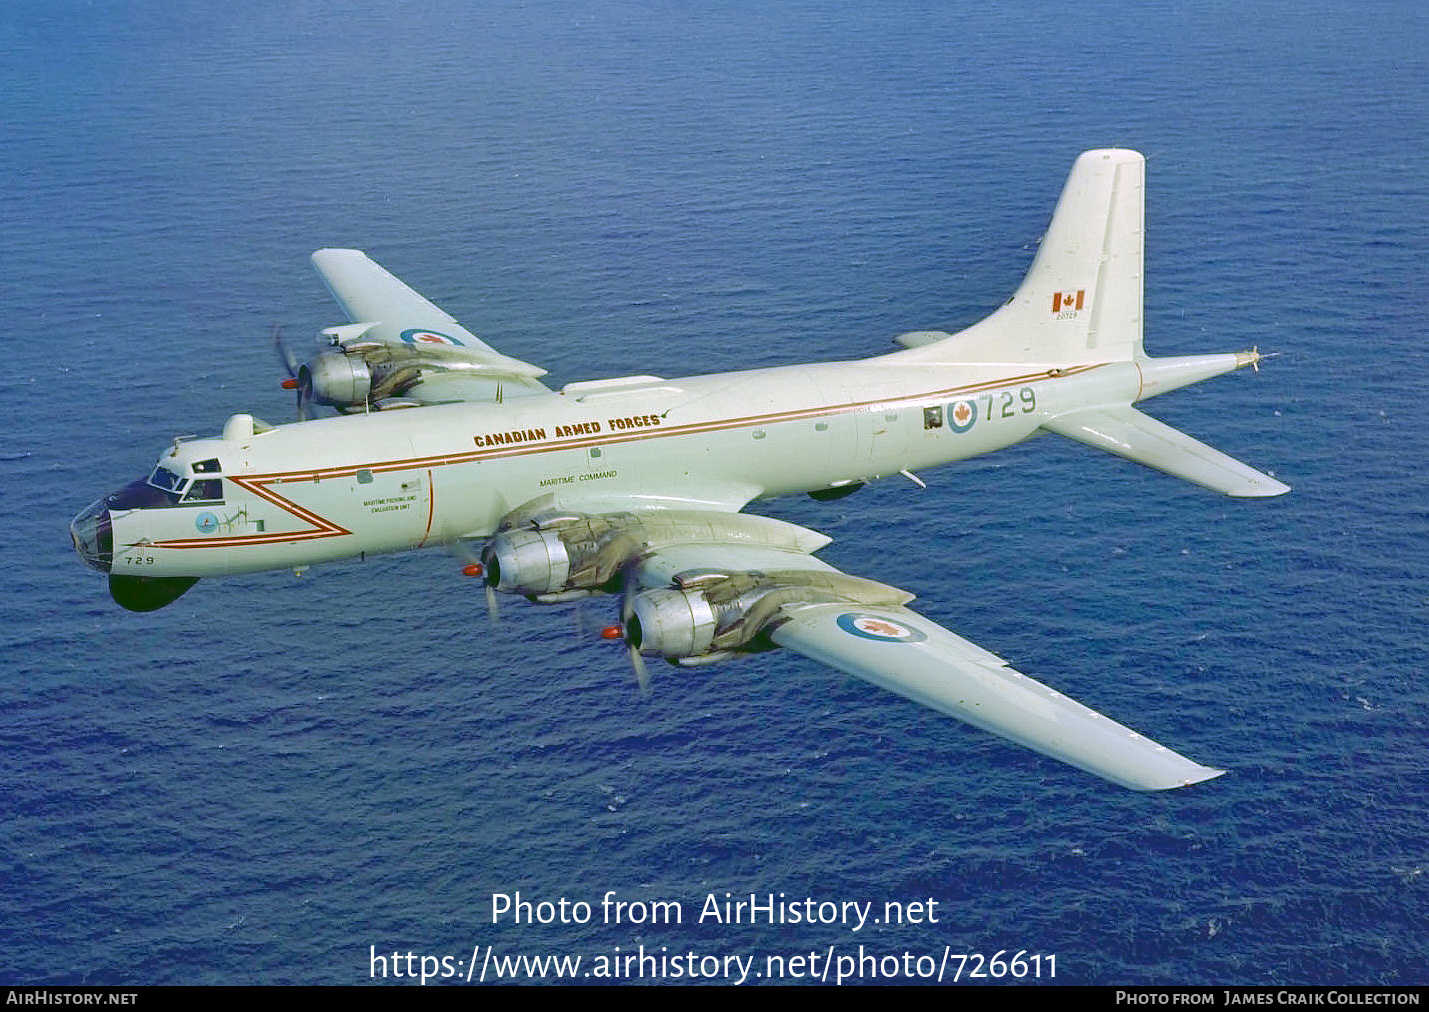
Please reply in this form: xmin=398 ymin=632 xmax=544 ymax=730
xmin=771 ymin=602 xmax=1224 ymax=791
xmin=1043 ymin=406 xmax=1290 ymax=497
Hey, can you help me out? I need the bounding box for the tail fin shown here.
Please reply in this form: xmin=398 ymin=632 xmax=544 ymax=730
xmin=898 ymin=148 xmax=1147 ymax=364
xmin=894 ymin=150 xmax=1290 ymax=497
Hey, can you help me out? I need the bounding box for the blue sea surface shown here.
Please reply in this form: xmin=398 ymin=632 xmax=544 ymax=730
xmin=2 ymin=0 xmax=1427 ymax=986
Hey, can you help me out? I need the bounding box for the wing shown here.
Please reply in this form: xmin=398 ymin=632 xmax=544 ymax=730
xmin=307 ymin=248 xmax=550 ymax=405
xmin=768 ymin=602 xmax=1224 ymax=791
xmin=480 ymin=503 xmax=1224 ymax=791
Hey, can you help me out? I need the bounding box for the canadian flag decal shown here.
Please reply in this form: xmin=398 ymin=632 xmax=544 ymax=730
xmin=1052 ymin=290 xmax=1085 ymax=313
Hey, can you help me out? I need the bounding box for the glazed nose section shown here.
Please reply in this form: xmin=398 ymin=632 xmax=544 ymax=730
xmin=70 ymin=498 xmax=114 ymax=573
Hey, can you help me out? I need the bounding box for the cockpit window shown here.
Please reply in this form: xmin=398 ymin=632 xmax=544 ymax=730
xmin=192 ymin=458 xmax=222 ymax=474
xmin=148 ymin=466 xmax=184 ymax=493
xmin=181 ymin=479 xmax=224 ymax=503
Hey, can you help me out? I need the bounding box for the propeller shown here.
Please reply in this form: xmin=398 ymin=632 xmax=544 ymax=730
xmin=589 ymin=562 xmax=651 ymax=696
xmin=454 ymin=541 xmax=499 ymax=622
xmin=598 ymin=620 xmax=651 ymax=696
xmin=573 ymin=599 xmax=610 ymax=642
xmin=458 ymin=528 xmax=649 ymax=694
xmin=616 ymin=562 xmax=651 ymax=697
xmin=271 ymin=324 xmax=312 ymax=420
xmin=627 ymin=641 xmax=651 ymax=698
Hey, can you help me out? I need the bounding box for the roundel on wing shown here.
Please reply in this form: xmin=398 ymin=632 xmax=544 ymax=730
xmin=399 ymin=328 xmax=465 ymax=347
xmin=948 ymin=399 xmax=977 ymax=433
xmin=835 ymin=612 xmax=927 ymax=643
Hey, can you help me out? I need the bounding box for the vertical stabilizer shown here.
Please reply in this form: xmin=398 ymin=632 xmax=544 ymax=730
xmin=900 ymin=149 xmax=1146 ymax=364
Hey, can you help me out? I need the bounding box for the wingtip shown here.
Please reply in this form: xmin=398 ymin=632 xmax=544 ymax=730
xmin=1228 ymin=476 xmax=1292 ymax=498
xmin=1185 ymin=765 xmax=1228 ymax=788
xmin=1078 ymin=147 xmax=1145 ymax=166
xmin=310 ymin=247 xmax=366 ymax=264
xmin=1134 ymin=765 xmax=1227 ymax=792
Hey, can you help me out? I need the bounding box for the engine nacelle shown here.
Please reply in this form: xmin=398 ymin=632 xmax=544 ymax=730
xmin=626 ymin=569 xmax=916 ymax=662
xmin=626 ymin=587 xmax=720 ymax=659
xmin=481 ymin=513 xmax=648 ymax=598
xmin=299 ymin=351 xmax=372 ymax=408
xmin=481 ymin=528 xmax=572 ymax=596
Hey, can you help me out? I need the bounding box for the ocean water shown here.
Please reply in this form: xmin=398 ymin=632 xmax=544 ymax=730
xmin=2 ymin=0 xmax=1427 ymax=986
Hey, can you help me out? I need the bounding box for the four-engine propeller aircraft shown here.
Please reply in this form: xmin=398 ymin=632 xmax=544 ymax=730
xmin=71 ymin=149 xmax=1288 ymax=791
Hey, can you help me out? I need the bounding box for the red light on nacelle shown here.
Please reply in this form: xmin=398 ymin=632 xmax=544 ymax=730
xmin=281 ymin=378 xmax=298 ymax=389
xmin=462 ymin=563 xmax=484 ymax=578
xmin=599 ymin=625 xmax=624 ymax=641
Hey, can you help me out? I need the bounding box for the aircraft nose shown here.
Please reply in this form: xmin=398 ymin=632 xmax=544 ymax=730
xmin=70 ymin=498 xmax=113 ymax=573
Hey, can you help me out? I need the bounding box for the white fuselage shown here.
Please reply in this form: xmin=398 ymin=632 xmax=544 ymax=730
xmin=104 ymin=354 xmax=1141 ymax=579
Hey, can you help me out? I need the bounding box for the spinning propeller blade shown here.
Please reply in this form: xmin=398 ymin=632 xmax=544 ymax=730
xmin=271 ymin=324 xmax=312 ymax=420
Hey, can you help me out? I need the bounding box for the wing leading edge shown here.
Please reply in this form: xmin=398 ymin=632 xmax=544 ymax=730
xmin=770 ymin=602 xmax=1225 ymax=791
